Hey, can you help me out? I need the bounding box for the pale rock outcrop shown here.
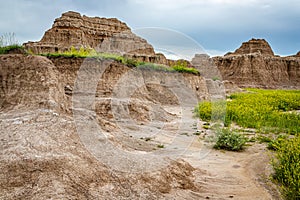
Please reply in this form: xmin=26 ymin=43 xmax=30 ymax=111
xmin=214 ymin=39 xmax=300 ymax=88
xmin=24 ymin=11 xmax=166 ymax=63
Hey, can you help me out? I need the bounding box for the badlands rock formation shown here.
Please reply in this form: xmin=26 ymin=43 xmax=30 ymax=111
xmin=214 ymin=39 xmax=300 ymax=88
xmin=0 ymin=11 xmax=284 ymax=199
xmin=227 ymin=38 xmax=274 ymax=56
xmin=0 ymin=52 xmax=210 ymax=199
xmin=24 ymin=11 xmax=167 ymax=64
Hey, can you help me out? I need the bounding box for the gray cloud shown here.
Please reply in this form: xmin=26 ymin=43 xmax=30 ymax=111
xmin=0 ymin=0 xmax=299 ymax=56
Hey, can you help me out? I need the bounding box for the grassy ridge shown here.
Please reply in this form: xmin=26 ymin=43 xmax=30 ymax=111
xmin=41 ymin=47 xmax=200 ymax=75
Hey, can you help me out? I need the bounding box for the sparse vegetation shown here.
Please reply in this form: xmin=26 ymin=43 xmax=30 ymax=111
xmin=0 ymin=44 xmax=24 ymax=54
xmin=212 ymin=77 xmax=220 ymax=81
xmin=157 ymin=144 xmax=165 ymax=148
xmin=0 ymin=33 xmax=23 ymax=54
xmin=213 ymin=128 xmax=247 ymax=151
xmin=41 ymin=46 xmax=200 ymax=74
xmin=171 ymin=60 xmax=200 ymax=75
xmin=172 ymin=64 xmax=200 ymax=75
xmin=137 ymin=63 xmax=174 ymax=72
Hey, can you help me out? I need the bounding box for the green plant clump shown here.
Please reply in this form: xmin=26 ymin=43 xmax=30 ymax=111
xmin=213 ymin=128 xmax=247 ymax=151
xmin=172 ymin=64 xmax=200 ymax=75
xmin=272 ymin=136 xmax=300 ymax=199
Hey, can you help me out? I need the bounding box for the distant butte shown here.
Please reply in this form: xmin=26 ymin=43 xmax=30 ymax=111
xmin=24 ymin=11 xmax=168 ymax=64
xmin=227 ymin=38 xmax=274 ymax=56
xmin=213 ymin=38 xmax=300 ymax=89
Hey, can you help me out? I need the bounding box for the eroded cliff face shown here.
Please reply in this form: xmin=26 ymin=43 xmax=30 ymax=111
xmin=214 ymin=39 xmax=300 ymax=88
xmin=0 ymin=54 xmax=66 ymax=111
xmin=23 ymin=11 xmax=167 ymax=64
xmin=0 ymin=54 xmax=209 ymax=199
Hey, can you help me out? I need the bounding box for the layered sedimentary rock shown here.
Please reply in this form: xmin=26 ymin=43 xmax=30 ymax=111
xmin=214 ymin=39 xmax=300 ymax=88
xmin=24 ymin=11 xmax=166 ymax=63
xmin=227 ymin=38 xmax=274 ymax=56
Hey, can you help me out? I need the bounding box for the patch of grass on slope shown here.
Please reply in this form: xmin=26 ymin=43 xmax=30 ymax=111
xmin=42 ymin=47 xmax=200 ymax=75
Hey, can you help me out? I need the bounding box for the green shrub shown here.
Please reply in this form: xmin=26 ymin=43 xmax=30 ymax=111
xmin=272 ymin=136 xmax=300 ymax=199
xmin=212 ymin=77 xmax=220 ymax=81
xmin=214 ymin=128 xmax=247 ymax=151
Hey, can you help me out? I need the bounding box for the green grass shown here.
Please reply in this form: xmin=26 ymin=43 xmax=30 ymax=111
xmin=172 ymin=64 xmax=200 ymax=75
xmin=42 ymin=47 xmax=200 ymax=75
xmin=194 ymin=89 xmax=300 ymax=134
xmin=0 ymin=44 xmax=24 ymax=54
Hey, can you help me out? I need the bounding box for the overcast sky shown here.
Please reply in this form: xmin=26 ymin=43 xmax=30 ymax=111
xmin=0 ymin=0 xmax=299 ymax=56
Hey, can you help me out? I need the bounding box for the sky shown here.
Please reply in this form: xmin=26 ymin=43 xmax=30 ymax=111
xmin=0 ymin=0 xmax=299 ymax=57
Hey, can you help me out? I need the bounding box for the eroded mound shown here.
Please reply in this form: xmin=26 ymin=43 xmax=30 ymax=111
xmin=0 ymin=54 xmax=65 ymax=111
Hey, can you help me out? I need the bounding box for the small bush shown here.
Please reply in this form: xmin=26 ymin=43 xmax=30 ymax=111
xmin=212 ymin=77 xmax=220 ymax=81
xmin=214 ymin=128 xmax=247 ymax=151
xmin=272 ymin=136 xmax=300 ymax=199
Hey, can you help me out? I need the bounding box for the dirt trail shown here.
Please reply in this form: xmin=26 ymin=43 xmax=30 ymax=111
xmin=110 ymin=103 xmax=282 ymax=199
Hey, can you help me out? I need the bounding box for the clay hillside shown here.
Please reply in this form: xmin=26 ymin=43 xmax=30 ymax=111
xmin=0 ymin=11 xmax=298 ymax=199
